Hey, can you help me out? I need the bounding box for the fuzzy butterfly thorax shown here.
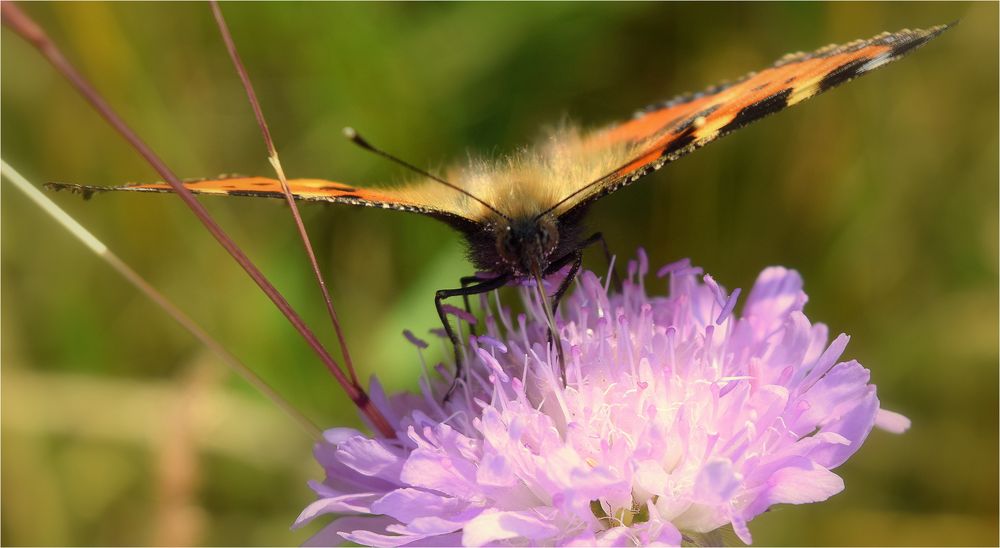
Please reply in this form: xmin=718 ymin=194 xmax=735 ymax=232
xmin=386 ymin=130 xmax=628 ymax=276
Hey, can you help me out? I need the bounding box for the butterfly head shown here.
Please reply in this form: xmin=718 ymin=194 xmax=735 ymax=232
xmin=496 ymin=215 xmax=559 ymax=277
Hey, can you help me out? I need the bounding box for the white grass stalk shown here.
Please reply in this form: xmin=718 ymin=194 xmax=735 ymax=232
xmin=2 ymin=159 xmax=322 ymax=440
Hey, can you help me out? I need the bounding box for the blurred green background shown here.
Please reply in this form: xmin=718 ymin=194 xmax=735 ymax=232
xmin=2 ymin=2 xmax=996 ymax=546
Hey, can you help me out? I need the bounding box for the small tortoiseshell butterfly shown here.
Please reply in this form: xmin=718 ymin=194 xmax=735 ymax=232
xmin=48 ymin=24 xmax=950 ymax=377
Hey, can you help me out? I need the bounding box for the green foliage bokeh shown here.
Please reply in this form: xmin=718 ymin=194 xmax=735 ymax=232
xmin=2 ymin=2 xmax=997 ymax=546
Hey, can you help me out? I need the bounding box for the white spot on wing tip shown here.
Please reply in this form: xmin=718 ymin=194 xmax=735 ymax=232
xmin=859 ymin=52 xmax=892 ymax=72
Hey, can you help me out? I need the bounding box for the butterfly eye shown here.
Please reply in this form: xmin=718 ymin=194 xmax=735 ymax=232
xmin=498 ymin=228 xmax=518 ymax=260
xmin=538 ymin=218 xmax=559 ymax=255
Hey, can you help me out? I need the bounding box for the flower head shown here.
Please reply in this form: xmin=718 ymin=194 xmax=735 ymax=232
xmin=296 ymin=252 xmax=908 ymax=546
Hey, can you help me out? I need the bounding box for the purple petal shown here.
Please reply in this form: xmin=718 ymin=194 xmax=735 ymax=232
xmin=337 ymin=436 xmax=406 ymax=480
xmin=744 ymin=267 xmax=805 ymax=328
xmin=693 ymin=459 xmax=740 ymax=504
xmin=365 ymin=375 xmax=402 ymax=430
xmin=400 ymin=448 xmax=478 ymax=498
xmin=637 ymin=247 xmax=649 ymax=277
xmin=795 ymin=361 xmax=879 ymax=467
xmin=314 ymin=434 xmax=400 ymax=493
xmin=765 ymin=462 xmax=844 ymax=505
xmin=323 ymin=427 xmax=367 ymax=445
xmin=799 ymin=334 xmax=850 ymax=389
xmin=875 ymin=408 xmax=911 ymax=433
xmin=717 ymin=287 xmax=741 ymax=324
xmin=400 ymin=532 xmax=464 ymax=547
xmin=595 ymin=526 xmax=633 ymax=546
xmin=639 ymin=519 xmax=682 ymax=546
xmin=303 ymin=516 xmax=396 ymax=547
xmin=293 ymin=493 xmax=380 ymax=528
xmin=341 ymin=528 xmax=428 ymax=547
xmin=462 ymin=509 xmax=563 ymax=546
xmin=657 ymin=258 xmax=692 ymax=278
xmin=370 ymin=488 xmax=462 ymax=523
xmin=742 ymin=457 xmax=845 ymax=522
xmin=441 ymin=304 xmax=477 ymax=325
xmin=732 ymin=513 xmax=753 ymax=545
xmin=403 ymin=329 xmax=429 ymax=349
xmin=476 ymin=334 xmax=508 ymax=353
xmin=477 ymin=453 xmax=517 ymax=487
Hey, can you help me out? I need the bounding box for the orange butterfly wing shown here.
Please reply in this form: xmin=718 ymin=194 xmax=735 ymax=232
xmin=563 ymin=24 xmax=952 ymax=211
xmin=45 ymin=176 xmax=478 ymax=228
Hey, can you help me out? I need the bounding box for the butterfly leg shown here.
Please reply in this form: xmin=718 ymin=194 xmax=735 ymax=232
xmin=545 ymin=232 xmax=612 ymax=316
xmin=436 ymin=273 xmax=510 ymax=399
xmin=459 ymin=275 xmax=483 ymax=335
xmin=536 ymin=231 xmax=608 ymax=381
xmin=542 ymin=250 xmax=581 ymax=384
xmin=545 ymin=248 xmax=583 ymax=317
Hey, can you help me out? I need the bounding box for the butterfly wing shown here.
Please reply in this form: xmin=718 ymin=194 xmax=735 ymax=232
xmin=45 ymin=176 xmax=480 ymax=229
xmin=555 ymin=24 xmax=952 ymax=215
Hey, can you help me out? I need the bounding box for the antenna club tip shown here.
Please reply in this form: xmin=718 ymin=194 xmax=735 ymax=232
xmin=343 ymin=127 xmax=373 ymax=150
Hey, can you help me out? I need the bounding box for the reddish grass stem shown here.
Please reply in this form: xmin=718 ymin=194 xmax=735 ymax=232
xmin=208 ymin=1 xmax=359 ymax=387
xmin=1 ymin=1 xmax=394 ymax=439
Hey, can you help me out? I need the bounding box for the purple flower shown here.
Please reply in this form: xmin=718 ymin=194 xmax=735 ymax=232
xmin=295 ymin=252 xmax=909 ymax=546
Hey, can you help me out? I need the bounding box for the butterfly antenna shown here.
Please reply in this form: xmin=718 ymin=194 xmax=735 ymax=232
xmin=344 ymin=127 xmax=510 ymax=221
xmin=534 ymin=157 xmax=632 ymax=222
xmin=534 ymin=138 xmax=669 ymax=222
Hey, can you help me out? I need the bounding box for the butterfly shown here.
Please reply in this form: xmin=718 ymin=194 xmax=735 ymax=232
xmin=47 ymin=24 xmax=951 ymax=380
